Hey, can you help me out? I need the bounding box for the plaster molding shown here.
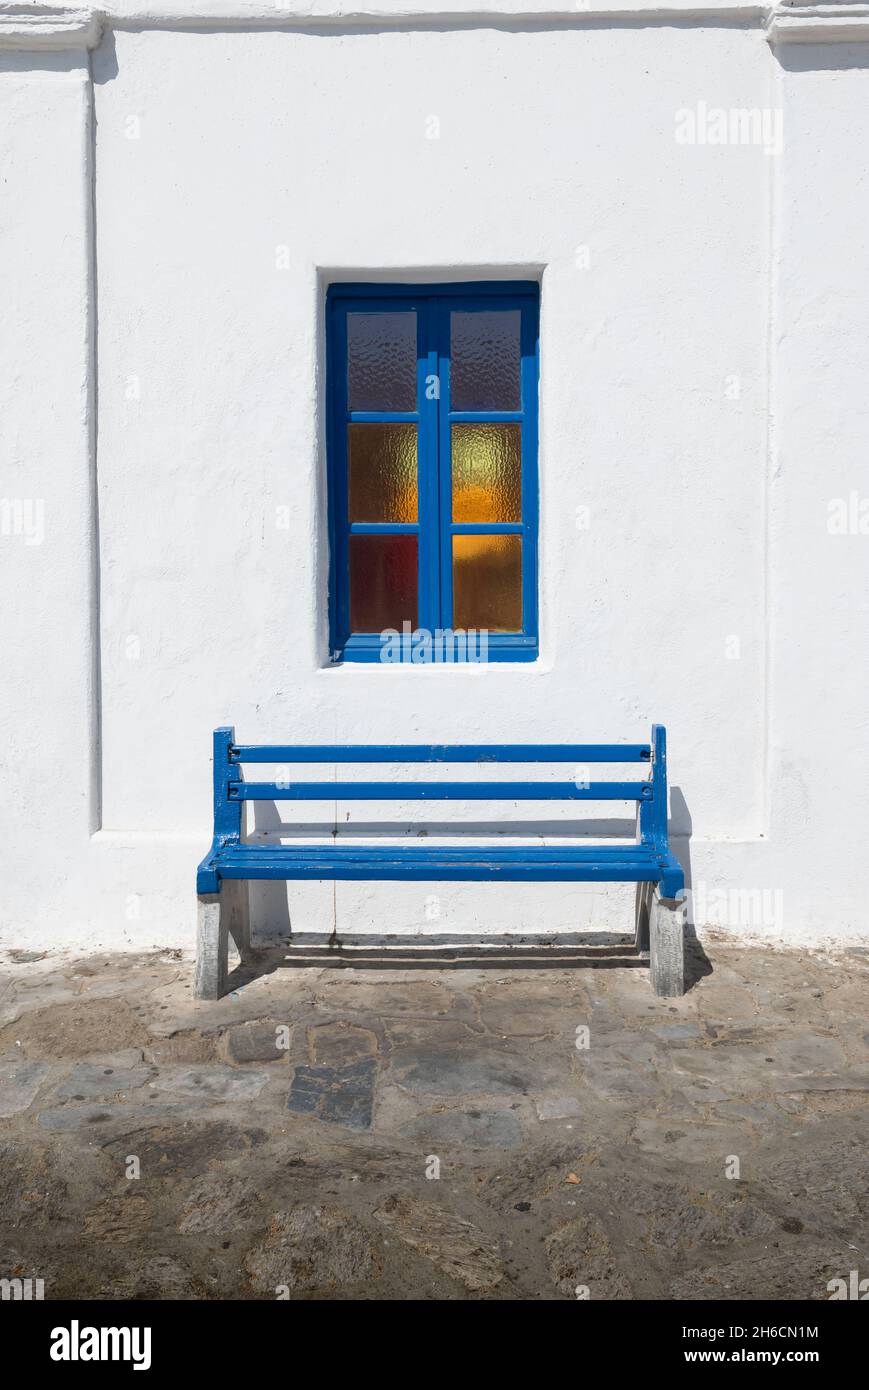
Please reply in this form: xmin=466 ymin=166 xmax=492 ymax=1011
xmin=103 ymin=0 xmax=768 ymax=23
xmin=2 ymin=0 xmax=772 ymax=48
xmin=766 ymin=3 xmax=869 ymax=43
xmin=0 ymin=5 xmax=101 ymax=48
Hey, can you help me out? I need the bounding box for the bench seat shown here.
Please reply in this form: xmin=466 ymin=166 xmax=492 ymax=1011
xmin=201 ymin=842 xmax=683 ymax=890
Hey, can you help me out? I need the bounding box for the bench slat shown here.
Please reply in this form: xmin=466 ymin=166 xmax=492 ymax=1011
xmin=231 ymin=743 xmax=652 ymax=764
xmin=214 ymin=860 xmax=661 ymax=883
xmin=229 ymin=780 xmax=652 ymax=802
xmin=202 ymin=842 xmax=671 ymax=885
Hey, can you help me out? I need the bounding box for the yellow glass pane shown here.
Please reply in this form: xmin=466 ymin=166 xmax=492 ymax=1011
xmin=348 ymin=423 xmax=418 ymax=523
xmin=451 ymin=423 xmax=521 ymax=523
xmin=452 ymin=535 xmax=522 ymax=632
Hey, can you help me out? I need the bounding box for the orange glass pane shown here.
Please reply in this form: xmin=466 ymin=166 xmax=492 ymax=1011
xmin=451 ymin=423 xmax=521 ymax=523
xmin=349 ymin=535 xmax=418 ymax=633
xmin=452 ymin=535 xmax=522 ymax=632
xmin=348 ymin=423 xmax=418 ymax=523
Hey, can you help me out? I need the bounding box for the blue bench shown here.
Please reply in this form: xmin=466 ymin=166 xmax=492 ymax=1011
xmin=195 ymin=724 xmax=685 ymax=1000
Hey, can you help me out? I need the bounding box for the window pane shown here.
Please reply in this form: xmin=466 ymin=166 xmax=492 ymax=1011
xmin=349 ymin=535 xmax=418 ymax=632
xmin=452 ymin=535 xmax=522 ymax=632
xmin=451 ymin=310 xmax=520 ymax=411
xmin=348 ymin=423 xmax=418 ymax=523
xmin=347 ymin=311 xmax=417 ymax=411
xmin=451 ymin=423 xmax=521 ymax=523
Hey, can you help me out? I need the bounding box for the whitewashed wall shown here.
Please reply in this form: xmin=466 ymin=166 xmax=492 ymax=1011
xmin=2 ymin=3 xmax=868 ymax=951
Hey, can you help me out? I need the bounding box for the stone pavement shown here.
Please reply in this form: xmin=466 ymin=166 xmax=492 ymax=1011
xmin=0 ymin=940 xmax=867 ymax=1300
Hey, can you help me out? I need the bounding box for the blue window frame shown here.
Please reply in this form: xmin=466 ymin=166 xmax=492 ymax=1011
xmin=326 ymin=281 xmax=539 ymax=663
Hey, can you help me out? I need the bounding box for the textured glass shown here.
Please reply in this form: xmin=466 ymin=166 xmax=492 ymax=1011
xmin=452 ymin=535 xmax=522 ymax=632
xmin=451 ymin=310 xmax=520 ymax=410
xmin=347 ymin=312 xmax=417 ymax=411
xmin=349 ymin=535 xmax=418 ymax=632
xmin=348 ymin=423 xmax=418 ymax=523
xmin=451 ymin=423 xmax=522 ymax=523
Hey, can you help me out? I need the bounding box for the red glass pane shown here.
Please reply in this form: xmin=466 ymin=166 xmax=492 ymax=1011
xmin=349 ymin=535 xmax=418 ymax=633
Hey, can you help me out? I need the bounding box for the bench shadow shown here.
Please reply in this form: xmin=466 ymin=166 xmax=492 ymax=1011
xmin=224 ymin=790 xmax=712 ymax=994
xmin=249 ymin=802 xmax=293 ymax=946
xmin=225 ymin=934 xmax=649 ymax=990
xmin=246 ymin=817 xmax=638 ymax=838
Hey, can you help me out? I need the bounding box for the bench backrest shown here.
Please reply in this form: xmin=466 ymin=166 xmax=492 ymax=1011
xmin=210 ymin=725 xmax=671 ymax=852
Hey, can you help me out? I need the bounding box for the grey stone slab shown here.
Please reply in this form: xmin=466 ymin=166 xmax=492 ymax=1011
xmin=152 ymin=1065 xmax=270 ymax=1102
xmin=55 ymin=1062 xmax=154 ymax=1101
xmin=288 ymin=1058 xmax=377 ymax=1131
xmin=535 ymin=1097 xmax=584 ymax=1120
xmin=403 ymin=1107 xmax=522 ymax=1149
xmin=225 ymin=1021 xmax=289 ymax=1064
xmin=36 ymin=1103 xmax=182 ymax=1132
xmin=0 ymin=1060 xmax=51 ymax=1117
xmin=395 ymin=1049 xmax=533 ymax=1097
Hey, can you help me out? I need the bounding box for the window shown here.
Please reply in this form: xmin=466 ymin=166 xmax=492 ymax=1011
xmin=326 ymin=282 xmax=539 ymax=663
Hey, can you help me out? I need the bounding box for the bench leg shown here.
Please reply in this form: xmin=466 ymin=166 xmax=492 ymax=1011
xmin=195 ymin=881 xmax=253 ymax=1002
xmin=649 ymin=888 xmax=685 ymax=998
xmin=195 ymin=893 xmax=227 ymax=1001
xmin=224 ymin=879 xmax=253 ymax=964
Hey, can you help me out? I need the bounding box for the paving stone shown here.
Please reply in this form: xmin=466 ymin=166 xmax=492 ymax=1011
xmin=55 ymin=1062 xmax=154 ymax=1101
xmin=37 ymin=1102 xmax=183 ymax=1132
xmin=651 ymin=1022 xmax=704 ymax=1041
xmin=243 ymin=1206 xmax=379 ymax=1293
xmin=306 ymin=1022 xmax=378 ymax=1065
xmin=396 ymin=1049 xmax=532 ymax=1097
xmin=383 ymin=1017 xmax=478 ymax=1048
xmin=287 ymin=1058 xmax=377 ymax=1130
xmin=374 ymin=1194 xmax=504 ymax=1291
xmin=225 ymin=1021 xmax=289 ymax=1064
xmin=403 ymin=1107 xmax=522 ymax=1149
xmin=632 ymin=1117 xmax=751 ymax=1164
xmin=535 ymin=1097 xmax=584 ymax=1120
xmin=152 ymin=1066 xmax=270 ymax=1102
xmin=0 ymin=1060 xmax=50 ymax=1117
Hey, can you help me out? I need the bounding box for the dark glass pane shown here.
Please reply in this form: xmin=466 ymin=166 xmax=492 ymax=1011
xmin=347 ymin=311 xmax=417 ymax=411
xmin=348 ymin=423 xmax=417 ymax=522
xmin=451 ymin=422 xmax=521 ymax=523
xmin=349 ymin=535 xmax=418 ymax=632
xmin=453 ymin=535 xmax=522 ymax=632
xmin=451 ymin=309 xmax=520 ymax=411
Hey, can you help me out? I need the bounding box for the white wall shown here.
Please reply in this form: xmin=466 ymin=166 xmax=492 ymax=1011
xmin=2 ymin=4 xmax=868 ymax=951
